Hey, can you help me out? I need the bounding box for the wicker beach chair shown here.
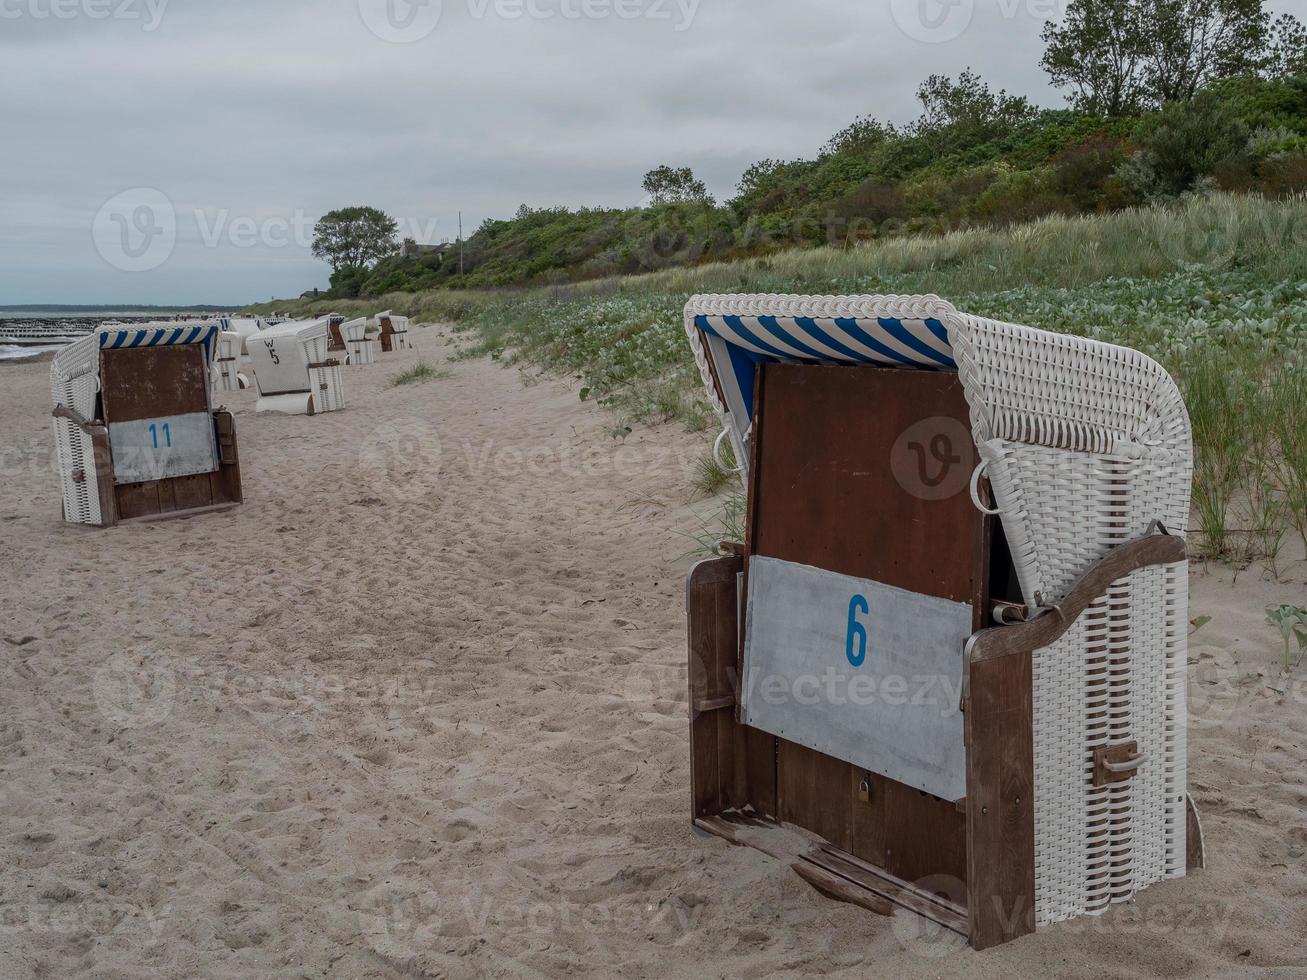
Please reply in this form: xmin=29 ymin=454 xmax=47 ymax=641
xmin=247 ymin=319 xmax=346 ymax=415
xmin=224 ymin=316 xmax=268 ymax=355
xmin=341 ymin=316 xmax=376 ymax=366
xmin=682 ymin=293 xmax=1198 ymax=949
xmin=327 ymin=315 xmax=348 ymax=354
xmin=213 ymin=330 xmax=250 ymax=392
xmin=373 ymin=311 xmax=411 ymax=353
xmin=51 ymin=321 xmax=242 ymax=527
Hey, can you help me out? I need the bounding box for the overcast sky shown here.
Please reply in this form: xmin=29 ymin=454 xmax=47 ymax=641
xmin=0 ymin=0 xmax=1293 ymax=306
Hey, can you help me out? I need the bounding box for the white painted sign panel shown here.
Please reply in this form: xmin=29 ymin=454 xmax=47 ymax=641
xmin=742 ymin=556 xmax=972 ymax=802
xmin=108 ymin=412 xmax=218 ymax=485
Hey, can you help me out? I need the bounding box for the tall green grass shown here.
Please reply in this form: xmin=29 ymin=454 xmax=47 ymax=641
xmin=252 ymin=194 xmax=1307 ymax=562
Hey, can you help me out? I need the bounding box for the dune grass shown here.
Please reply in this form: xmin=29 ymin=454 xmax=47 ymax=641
xmin=254 ymin=193 xmax=1307 ymax=562
xmin=389 ymin=360 xmax=449 ymax=387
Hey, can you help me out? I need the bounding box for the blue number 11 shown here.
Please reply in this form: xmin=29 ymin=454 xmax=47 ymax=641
xmin=846 ymin=595 xmax=869 ymax=667
xmin=148 ymin=423 xmax=173 ymax=449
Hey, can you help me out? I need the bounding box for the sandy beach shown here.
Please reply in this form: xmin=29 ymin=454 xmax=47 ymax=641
xmin=2 ymin=326 xmax=1306 ymax=979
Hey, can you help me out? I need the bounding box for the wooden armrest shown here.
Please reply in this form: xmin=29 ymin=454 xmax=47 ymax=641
xmin=52 ymin=404 xmax=99 ymax=431
xmin=968 ymin=532 xmax=1187 ymax=665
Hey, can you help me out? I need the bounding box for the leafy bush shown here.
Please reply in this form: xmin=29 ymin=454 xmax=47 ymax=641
xmin=1128 ymin=91 xmax=1250 ymax=196
xmin=328 ymin=265 xmax=369 ymax=299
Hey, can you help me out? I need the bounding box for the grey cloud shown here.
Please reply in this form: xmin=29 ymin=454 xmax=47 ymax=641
xmin=2 ymin=0 xmax=1295 ymax=304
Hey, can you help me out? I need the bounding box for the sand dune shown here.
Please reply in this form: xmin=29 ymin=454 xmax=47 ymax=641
xmin=1 ymin=327 xmax=1305 ymax=978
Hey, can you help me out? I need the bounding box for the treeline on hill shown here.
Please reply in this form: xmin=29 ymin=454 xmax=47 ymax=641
xmin=321 ymin=1 xmax=1307 ymax=298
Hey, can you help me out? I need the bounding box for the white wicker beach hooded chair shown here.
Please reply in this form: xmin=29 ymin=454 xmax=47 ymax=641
xmin=341 ymin=316 xmax=376 ymax=366
xmin=683 ymin=293 xmax=1194 ymax=936
xmin=373 ymin=310 xmax=411 ymax=353
xmin=247 ymin=318 xmax=345 ymax=415
xmin=225 ymin=317 xmax=268 ymax=356
xmin=213 ymin=330 xmax=250 ymax=392
xmin=51 ymin=320 xmax=235 ymax=526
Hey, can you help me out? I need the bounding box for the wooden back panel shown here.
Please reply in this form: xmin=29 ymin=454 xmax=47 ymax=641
xmin=101 ymin=345 xmax=211 ymax=423
xmin=98 ymin=345 xmax=241 ymax=523
xmin=744 ymin=362 xmax=991 ymax=888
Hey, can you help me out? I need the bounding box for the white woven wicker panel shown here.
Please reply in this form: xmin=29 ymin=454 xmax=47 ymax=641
xmin=392 ymin=318 xmax=411 ymax=351
xmin=309 ymin=364 xmax=346 ymax=413
xmin=978 ymin=440 xmax=1189 ymax=610
xmin=951 ymin=315 xmax=1191 ymax=457
xmin=347 ymin=340 xmax=377 ymax=366
xmin=50 ymin=337 xmax=103 ymax=526
xmin=1032 ymin=615 xmax=1091 ymax=927
xmin=215 ymin=332 xmax=242 ymax=393
xmin=1031 ymin=562 xmax=1188 ymax=927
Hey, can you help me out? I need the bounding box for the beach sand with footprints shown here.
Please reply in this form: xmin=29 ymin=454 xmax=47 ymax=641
xmin=2 ymin=327 xmax=1306 ymax=977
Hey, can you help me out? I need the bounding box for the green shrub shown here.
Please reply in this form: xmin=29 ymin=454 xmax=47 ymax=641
xmin=1129 ymin=92 xmax=1250 ymax=197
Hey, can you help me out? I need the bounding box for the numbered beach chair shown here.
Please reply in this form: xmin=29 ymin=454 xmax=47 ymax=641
xmin=247 ymin=318 xmax=346 ymax=415
xmin=341 ymin=316 xmax=376 ymax=366
xmin=50 ymin=321 xmax=243 ymax=527
xmin=374 ymin=311 xmax=411 ymax=353
xmin=683 ymin=293 xmax=1202 ymax=950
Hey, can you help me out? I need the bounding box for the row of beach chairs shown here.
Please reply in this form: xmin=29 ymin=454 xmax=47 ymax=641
xmin=50 ymin=310 xmax=412 ymax=527
xmin=49 ymin=290 xmax=1204 ymax=956
xmin=214 ymin=311 xmax=411 ymax=410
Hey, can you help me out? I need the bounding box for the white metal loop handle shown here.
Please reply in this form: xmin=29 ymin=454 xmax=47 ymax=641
xmin=714 ymin=428 xmax=744 ymax=475
xmin=970 ymin=461 xmax=1001 ymax=516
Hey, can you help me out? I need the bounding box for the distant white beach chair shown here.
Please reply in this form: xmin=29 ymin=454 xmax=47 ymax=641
xmin=327 ymin=315 xmax=348 ymax=355
xmin=51 ymin=320 xmax=243 ymax=527
xmin=225 ymin=317 xmax=269 ymax=355
xmin=341 ymin=317 xmax=376 ymax=366
xmin=247 ymin=318 xmax=346 ymax=415
xmin=373 ymin=310 xmax=411 ymax=353
xmin=213 ymin=330 xmax=252 ymax=392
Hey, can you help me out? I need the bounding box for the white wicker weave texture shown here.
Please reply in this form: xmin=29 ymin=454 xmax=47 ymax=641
xmin=49 ymin=335 xmax=102 ymax=526
xmin=951 ymin=312 xmax=1192 ymax=927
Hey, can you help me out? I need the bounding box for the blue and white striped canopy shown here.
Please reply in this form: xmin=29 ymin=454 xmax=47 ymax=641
xmin=97 ymin=323 xmax=220 ymax=363
xmin=687 ymin=296 xmax=958 ymax=438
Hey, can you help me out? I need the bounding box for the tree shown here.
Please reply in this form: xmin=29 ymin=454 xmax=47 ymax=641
xmin=822 ymin=115 xmax=890 ymax=157
xmin=1145 ymin=0 xmax=1269 ymax=104
xmin=1265 ymin=14 xmax=1307 ymax=79
xmin=311 ymin=206 xmax=399 ymax=272
xmin=642 ymin=166 xmax=713 ymax=205
xmin=1041 ymin=0 xmax=1148 ymax=115
xmin=1043 ymin=0 xmax=1275 ymax=114
xmin=907 ymin=70 xmax=1039 ymax=151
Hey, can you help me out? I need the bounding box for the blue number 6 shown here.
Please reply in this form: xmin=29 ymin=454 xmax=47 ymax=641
xmin=846 ymin=595 xmax=869 ymax=667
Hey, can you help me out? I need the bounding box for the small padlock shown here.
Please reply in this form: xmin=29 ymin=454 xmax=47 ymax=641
xmin=859 ymin=773 xmax=873 ymax=804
